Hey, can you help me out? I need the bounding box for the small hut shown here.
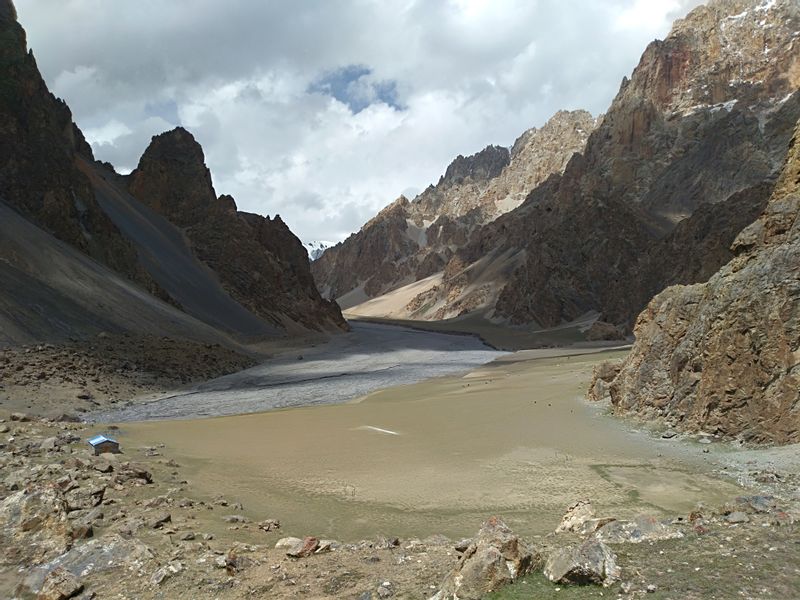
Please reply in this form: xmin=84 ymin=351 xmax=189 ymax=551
xmin=87 ymin=434 xmax=121 ymax=456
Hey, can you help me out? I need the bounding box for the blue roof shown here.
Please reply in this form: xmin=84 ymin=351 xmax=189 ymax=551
xmin=87 ymin=434 xmax=118 ymax=446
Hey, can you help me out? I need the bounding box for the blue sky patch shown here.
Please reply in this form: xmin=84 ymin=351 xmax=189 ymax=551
xmin=308 ymin=65 xmax=402 ymax=113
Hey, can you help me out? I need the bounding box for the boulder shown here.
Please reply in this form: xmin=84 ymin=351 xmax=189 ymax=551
xmin=38 ymin=567 xmax=83 ymax=600
xmin=555 ymin=499 xmax=595 ymax=533
xmin=21 ymin=535 xmax=154 ymax=595
xmin=275 ymin=536 xmax=303 ymax=550
xmin=594 ymin=515 xmax=683 ymax=544
xmin=65 ymin=486 xmax=105 ymax=512
xmin=544 ymin=538 xmax=620 ymax=586
xmin=0 ymin=486 xmax=72 ymax=561
xmin=286 ymin=536 xmax=320 ymax=558
xmin=432 ymin=516 xmax=539 ymax=600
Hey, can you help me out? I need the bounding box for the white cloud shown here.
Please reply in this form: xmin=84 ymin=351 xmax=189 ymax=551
xmin=16 ymin=0 xmax=706 ymax=242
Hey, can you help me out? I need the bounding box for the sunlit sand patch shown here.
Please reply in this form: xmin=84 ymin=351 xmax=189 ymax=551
xmin=356 ymin=425 xmax=401 ymax=435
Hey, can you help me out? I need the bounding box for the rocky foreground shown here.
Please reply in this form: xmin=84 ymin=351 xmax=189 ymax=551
xmin=0 ymin=334 xmax=256 ymax=418
xmin=1 ymin=413 xmax=798 ymax=599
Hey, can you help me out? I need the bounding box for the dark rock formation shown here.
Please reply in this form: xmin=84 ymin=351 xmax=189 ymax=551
xmin=127 ymin=128 xmax=347 ymax=331
xmin=438 ymin=145 xmax=509 ymax=187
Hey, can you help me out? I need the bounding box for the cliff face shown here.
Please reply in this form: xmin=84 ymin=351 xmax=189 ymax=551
xmin=0 ymin=2 xmax=142 ymax=281
xmin=312 ymin=110 xmax=597 ymax=303
xmin=405 ymin=0 xmax=800 ymax=328
xmin=602 ymin=118 xmax=800 ymax=445
xmin=127 ymin=128 xmax=347 ymax=331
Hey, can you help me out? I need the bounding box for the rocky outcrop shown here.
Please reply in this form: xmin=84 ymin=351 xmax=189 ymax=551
xmin=0 ymin=2 xmax=143 ymax=282
xmin=312 ymin=110 xmax=596 ymax=304
xmin=604 ymin=118 xmax=800 ymax=444
xmin=126 ymin=128 xmax=347 ymax=331
xmin=438 ymin=145 xmax=510 ymax=188
xmin=399 ymin=0 xmax=800 ymax=329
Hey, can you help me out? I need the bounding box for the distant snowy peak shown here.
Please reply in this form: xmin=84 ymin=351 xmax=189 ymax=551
xmin=304 ymin=240 xmax=334 ymax=261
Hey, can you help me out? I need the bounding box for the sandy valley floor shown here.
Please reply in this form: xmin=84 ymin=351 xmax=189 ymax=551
xmin=111 ymin=347 xmax=743 ymax=542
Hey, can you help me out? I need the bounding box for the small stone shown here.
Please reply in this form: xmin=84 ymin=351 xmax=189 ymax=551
xmin=40 ymin=437 xmax=60 ymax=450
xmin=70 ymin=523 xmax=94 ymax=540
xmin=179 ymin=532 xmax=195 ymax=541
xmin=725 ymin=511 xmax=750 ymax=524
xmin=258 ymin=518 xmax=280 ymax=531
xmin=315 ymin=539 xmax=337 ymax=554
xmin=222 ymin=514 xmax=248 ymax=523
xmin=10 ymin=412 xmax=30 ymax=422
xmin=646 ymin=583 xmax=657 ymax=593
xmin=148 ymin=511 xmax=171 ymax=529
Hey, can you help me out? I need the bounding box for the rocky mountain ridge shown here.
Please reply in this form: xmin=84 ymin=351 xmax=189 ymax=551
xmin=312 ymin=109 xmax=597 ymax=303
xmin=347 ymin=0 xmax=800 ymax=332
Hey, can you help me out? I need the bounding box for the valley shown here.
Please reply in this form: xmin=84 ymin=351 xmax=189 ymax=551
xmin=2 ymin=0 xmax=800 ymax=598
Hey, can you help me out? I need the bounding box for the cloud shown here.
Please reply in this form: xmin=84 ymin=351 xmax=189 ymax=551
xmin=15 ymin=0 xmax=706 ymax=242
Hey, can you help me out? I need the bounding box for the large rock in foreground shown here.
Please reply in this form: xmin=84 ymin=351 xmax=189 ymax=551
xmin=432 ymin=516 xmax=540 ymax=600
xmin=544 ymin=538 xmax=620 ymax=587
xmin=606 ymin=119 xmax=800 ymax=444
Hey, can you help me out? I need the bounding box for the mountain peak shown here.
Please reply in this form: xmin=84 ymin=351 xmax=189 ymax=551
xmin=439 ymin=145 xmax=510 ymax=187
xmin=128 ymin=127 xmax=216 ymax=225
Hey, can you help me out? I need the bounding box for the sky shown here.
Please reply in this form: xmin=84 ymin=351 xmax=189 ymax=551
xmin=17 ymin=0 xmax=704 ymax=243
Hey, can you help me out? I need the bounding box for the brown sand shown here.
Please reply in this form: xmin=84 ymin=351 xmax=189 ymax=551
xmin=115 ymin=349 xmax=740 ymax=542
